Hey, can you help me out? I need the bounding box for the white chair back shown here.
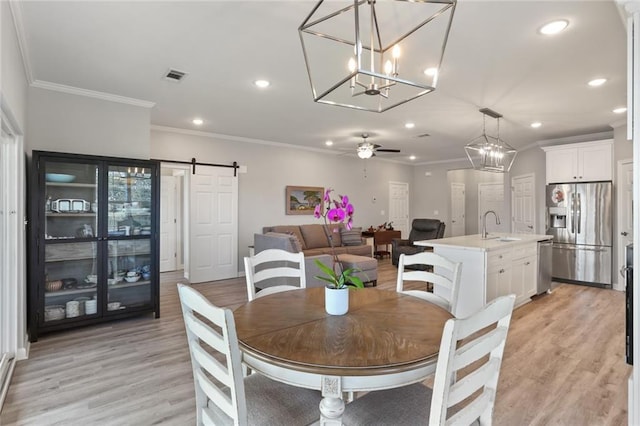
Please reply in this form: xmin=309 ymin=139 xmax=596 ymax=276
xmin=177 ymin=283 xmax=248 ymax=425
xmin=243 ymin=249 xmax=306 ymax=301
xmin=396 ymin=251 xmax=462 ymax=315
xmin=430 ymin=294 xmax=516 ymax=425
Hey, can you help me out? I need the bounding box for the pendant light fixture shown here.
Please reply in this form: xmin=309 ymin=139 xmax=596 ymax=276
xmin=465 ymin=108 xmax=517 ymax=173
xmin=298 ymin=0 xmax=456 ymax=113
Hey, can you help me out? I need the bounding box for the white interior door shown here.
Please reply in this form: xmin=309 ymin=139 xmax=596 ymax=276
xmin=511 ymin=173 xmax=536 ymax=234
xmin=189 ymin=166 xmax=238 ymax=283
xmin=388 ymin=182 xmax=409 ymax=238
xmin=617 ymin=159 xmax=633 ymax=291
xmin=160 ymin=175 xmax=177 ymax=272
xmin=478 ymin=182 xmax=508 ymax=234
xmin=0 ymin=108 xmax=26 ymax=361
xmin=450 ymin=183 xmax=465 ymax=236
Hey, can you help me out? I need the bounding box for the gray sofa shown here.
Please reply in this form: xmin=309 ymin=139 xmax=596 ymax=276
xmin=254 ymin=224 xmax=374 ymax=288
xmin=261 ymin=224 xmax=372 ymax=257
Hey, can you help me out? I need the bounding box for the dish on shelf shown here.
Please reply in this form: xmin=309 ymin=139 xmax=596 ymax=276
xmin=85 ymin=299 xmax=97 ymax=315
xmin=124 ymin=275 xmax=140 ymax=283
xmin=61 ymin=278 xmax=77 ymax=289
xmin=45 ymin=173 xmax=76 ymax=183
xmin=44 ymin=305 xmax=65 ymax=321
xmin=108 ymin=277 xmax=123 ymax=285
xmin=107 ymin=302 xmax=121 ymax=311
xmin=85 ymin=274 xmax=98 ymax=284
xmin=76 ymin=283 xmax=97 ymax=289
xmin=45 ymin=280 xmax=63 ymax=292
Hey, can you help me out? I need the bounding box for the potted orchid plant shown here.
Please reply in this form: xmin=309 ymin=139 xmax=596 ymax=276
xmin=313 ymin=189 xmax=363 ymax=314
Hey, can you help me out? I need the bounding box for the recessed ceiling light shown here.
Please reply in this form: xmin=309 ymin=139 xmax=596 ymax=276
xmin=613 ymin=107 xmax=627 ymax=114
xmin=423 ymin=67 xmax=438 ymax=77
xmin=409 ymin=155 xmax=416 ymax=161
xmin=588 ymin=78 xmax=607 ymax=87
xmin=530 ymin=122 xmax=542 ymax=128
xmin=539 ymin=19 xmax=569 ymax=35
xmin=405 ymin=122 xmax=415 ymax=129
xmin=325 ymin=140 xmax=333 ymax=146
xmin=254 ymin=79 xmax=270 ymax=88
xmin=192 ymin=118 xmax=203 ymax=126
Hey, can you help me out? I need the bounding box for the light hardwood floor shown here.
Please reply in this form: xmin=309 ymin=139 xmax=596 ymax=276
xmin=1 ymin=259 xmax=631 ymax=425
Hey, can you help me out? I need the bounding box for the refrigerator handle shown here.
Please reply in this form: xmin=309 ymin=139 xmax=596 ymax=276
xmin=570 ymin=193 xmax=575 ymax=234
xmin=576 ymin=193 xmax=581 ymax=234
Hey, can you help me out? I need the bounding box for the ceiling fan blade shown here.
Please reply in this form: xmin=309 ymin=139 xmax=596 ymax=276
xmin=375 ymin=148 xmax=401 ymax=153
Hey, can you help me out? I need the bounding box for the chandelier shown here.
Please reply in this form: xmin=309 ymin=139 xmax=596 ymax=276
xmin=298 ymin=0 xmax=457 ymax=113
xmin=465 ymin=108 xmax=517 ymax=173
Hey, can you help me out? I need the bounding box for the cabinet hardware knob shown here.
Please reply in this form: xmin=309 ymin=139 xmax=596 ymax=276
xmin=621 ymin=231 xmax=629 ymax=236
xmin=499 ymin=269 xmax=505 ymax=273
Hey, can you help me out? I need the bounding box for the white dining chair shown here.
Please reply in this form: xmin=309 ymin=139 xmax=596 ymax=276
xmin=177 ymin=284 xmax=321 ymax=426
xmin=244 ymin=249 xmax=306 ymax=301
xmin=396 ymin=251 xmax=462 ymax=316
xmin=340 ymin=294 xmax=516 ymax=426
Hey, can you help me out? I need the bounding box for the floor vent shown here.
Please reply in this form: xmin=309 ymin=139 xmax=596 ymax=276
xmin=164 ymin=69 xmax=188 ymax=82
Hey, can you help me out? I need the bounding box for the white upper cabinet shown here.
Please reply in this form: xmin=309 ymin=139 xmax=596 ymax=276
xmin=542 ymin=139 xmax=613 ymax=184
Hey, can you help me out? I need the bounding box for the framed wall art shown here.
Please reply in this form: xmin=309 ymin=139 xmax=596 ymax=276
xmin=285 ymin=186 xmax=323 ymax=215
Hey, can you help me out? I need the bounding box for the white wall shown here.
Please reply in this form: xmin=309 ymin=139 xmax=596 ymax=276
xmin=27 ymin=87 xmax=151 ymax=158
xmin=151 ymin=128 xmax=414 ymax=269
xmin=412 ymin=158 xmax=469 ymax=237
xmin=1 ymin=1 xmax=28 ymax=127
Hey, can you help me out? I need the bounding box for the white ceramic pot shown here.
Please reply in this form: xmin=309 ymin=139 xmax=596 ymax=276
xmin=325 ymin=287 xmax=349 ymax=315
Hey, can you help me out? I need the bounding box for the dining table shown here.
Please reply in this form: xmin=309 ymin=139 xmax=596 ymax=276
xmin=233 ymin=287 xmax=453 ymax=425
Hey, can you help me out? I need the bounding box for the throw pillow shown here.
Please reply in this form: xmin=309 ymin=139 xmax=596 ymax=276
xmin=285 ymin=231 xmax=303 ymax=253
xmin=271 ymin=226 xmax=306 ymax=250
xmin=300 ymin=224 xmax=330 ymax=249
xmin=323 ymin=223 xmax=343 ymax=247
xmin=341 ymin=227 xmax=363 ymax=246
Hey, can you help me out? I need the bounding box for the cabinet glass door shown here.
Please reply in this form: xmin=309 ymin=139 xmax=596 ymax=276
xmin=106 ymin=165 xmax=153 ymax=311
xmin=44 ymin=161 xmax=98 ymax=241
xmin=43 ymin=161 xmax=99 ymax=323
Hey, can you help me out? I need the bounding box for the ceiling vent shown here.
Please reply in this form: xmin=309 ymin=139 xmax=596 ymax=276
xmin=415 ymin=133 xmax=431 ymax=138
xmin=164 ymin=69 xmax=188 ymax=82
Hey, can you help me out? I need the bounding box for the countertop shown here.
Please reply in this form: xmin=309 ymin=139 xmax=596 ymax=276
xmin=414 ymin=233 xmax=553 ymax=252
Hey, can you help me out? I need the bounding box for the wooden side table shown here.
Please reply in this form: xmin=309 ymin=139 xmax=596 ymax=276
xmin=362 ymin=230 xmax=401 ymax=259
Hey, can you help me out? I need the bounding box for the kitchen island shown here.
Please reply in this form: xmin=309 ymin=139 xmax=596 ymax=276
xmin=415 ymin=233 xmax=552 ymax=317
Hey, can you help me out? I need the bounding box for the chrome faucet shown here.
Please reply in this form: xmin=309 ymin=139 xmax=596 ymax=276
xmin=481 ymin=210 xmax=501 ymax=239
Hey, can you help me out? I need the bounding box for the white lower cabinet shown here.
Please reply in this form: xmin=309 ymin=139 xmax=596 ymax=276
xmin=486 ymin=243 xmax=538 ymax=306
xmin=486 ymin=249 xmax=511 ymax=303
xmin=430 ymin=237 xmax=545 ymax=318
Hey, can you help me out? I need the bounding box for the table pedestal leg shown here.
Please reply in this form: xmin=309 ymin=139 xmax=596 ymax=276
xmin=320 ymin=376 xmax=344 ymax=425
xmin=319 ymin=396 xmax=345 ymax=425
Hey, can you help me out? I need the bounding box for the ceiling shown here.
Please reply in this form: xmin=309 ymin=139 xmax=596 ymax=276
xmin=16 ymin=1 xmax=627 ymax=164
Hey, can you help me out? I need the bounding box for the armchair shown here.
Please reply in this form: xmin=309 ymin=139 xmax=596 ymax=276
xmin=391 ymin=219 xmax=445 ymax=267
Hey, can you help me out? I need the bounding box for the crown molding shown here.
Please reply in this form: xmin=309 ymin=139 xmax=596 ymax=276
xmin=31 ymin=80 xmax=155 ymax=108
xmin=150 ymin=124 xmax=410 ymax=165
xmin=8 ymin=1 xmax=34 ymax=84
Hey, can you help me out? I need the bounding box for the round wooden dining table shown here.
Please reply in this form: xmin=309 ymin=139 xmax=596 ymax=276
xmin=233 ymin=287 xmax=453 ymax=425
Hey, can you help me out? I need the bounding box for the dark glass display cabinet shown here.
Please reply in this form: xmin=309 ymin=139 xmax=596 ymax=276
xmin=28 ymin=151 xmax=160 ymax=341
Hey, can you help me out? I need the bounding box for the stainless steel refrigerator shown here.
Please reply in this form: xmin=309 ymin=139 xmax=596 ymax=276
xmin=546 ymin=181 xmax=612 ymax=287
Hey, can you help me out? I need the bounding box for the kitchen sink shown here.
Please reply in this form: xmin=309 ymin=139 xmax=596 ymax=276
xmin=496 ymin=237 xmax=521 ymax=242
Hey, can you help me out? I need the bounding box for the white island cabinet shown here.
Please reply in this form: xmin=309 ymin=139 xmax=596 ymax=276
xmin=415 ymin=234 xmax=552 ymax=317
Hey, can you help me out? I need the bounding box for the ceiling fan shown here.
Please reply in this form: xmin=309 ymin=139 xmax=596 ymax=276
xmin=357 ymin=134 xmax=401 ymax=159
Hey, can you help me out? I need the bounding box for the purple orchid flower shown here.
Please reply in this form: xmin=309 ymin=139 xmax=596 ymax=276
xmin=327 ymin=208 xmax=346 ymax=222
